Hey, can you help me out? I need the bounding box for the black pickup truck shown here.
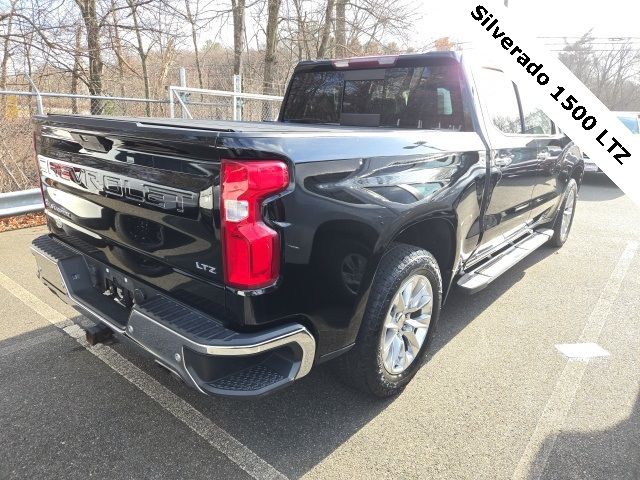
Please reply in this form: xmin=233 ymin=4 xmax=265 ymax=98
xmin=31 ymin=51 xmax=583 ymax=397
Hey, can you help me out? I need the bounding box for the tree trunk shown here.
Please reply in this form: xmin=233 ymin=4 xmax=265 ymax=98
xmin=292 ymin=0 xmax=310 ymax=60
xmin=0 ymin=0 xmax=17 ymax=92
xmin=110 ymin=0 xmax=126 ymax=99
xmin=71 ymin=25 xmax=82 ymax=114
xmin=262 ymin=0 xmax=281 ymax=120
xmin=335 ymin=0 xmax=346 ymax=57
xmin=231 ymin=0 xmax=245 ymax=76
xmin=0 ymin=0 xmax=17 ymax=116
xmin=127 ymin=0 xmax=151 ymax=116
xmin=317 ymin=0 xmax=335 ymax=58
xmin=185 ymin=0 xmax=203 ymax=88
xmin=262 ymin=0 xmax=281 ymax=95
xmin=75 ymin=0 xmax=104 ymax=114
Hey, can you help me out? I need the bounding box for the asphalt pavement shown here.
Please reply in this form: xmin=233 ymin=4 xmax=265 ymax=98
xmin=0 ymin=175 xmax=638 ymax=480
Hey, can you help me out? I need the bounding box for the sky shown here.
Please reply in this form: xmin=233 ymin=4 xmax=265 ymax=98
xmin=415 ymin=0 xmax=640 ymax=50
xmin=198 ymin=0 xmax=639 ymax=57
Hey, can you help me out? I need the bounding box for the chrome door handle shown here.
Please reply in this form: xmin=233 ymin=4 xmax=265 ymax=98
xmin=495 ymin=155 xmax=513 ymax=168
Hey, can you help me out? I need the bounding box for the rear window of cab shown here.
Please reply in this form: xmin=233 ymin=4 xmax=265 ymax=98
xmin=282 ymin=64 xmax=472 ymax=131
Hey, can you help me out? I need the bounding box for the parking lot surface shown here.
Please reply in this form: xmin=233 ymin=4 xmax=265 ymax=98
xmin=0 ymin=176 xmax=639 ymax=480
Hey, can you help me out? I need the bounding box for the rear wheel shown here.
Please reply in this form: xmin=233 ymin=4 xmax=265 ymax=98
xmin=333 ymin=244 xmax=442 ymax=397
xmin=548 ymin=179 xmax=578 ymax=247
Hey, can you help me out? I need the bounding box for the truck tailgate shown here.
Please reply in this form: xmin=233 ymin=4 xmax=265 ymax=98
xmin=34 ymin=115 xmax=227 ymax=315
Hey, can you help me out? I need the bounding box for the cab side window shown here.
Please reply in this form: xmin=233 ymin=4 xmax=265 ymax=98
xmin=475 ymin=68 xmax=521 ymax=134
xmin=521 ymin=97 xmax=553 ymax=134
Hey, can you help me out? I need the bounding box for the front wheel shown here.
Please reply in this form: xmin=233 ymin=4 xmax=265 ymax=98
xmin=333 ymin=244 xmax=442 ymax=397
xmin=548 ymin=178 xmax=578 ymax=247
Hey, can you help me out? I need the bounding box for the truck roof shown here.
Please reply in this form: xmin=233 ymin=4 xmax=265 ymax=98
xmin=293 ymin=51 xmax=462 ymax=72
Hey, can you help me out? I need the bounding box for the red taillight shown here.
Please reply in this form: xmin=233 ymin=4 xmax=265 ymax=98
xmin=220 ymin=159 xmax=289 ymax=290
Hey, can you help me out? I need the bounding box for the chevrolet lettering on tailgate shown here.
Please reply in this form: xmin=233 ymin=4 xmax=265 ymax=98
xmin=42 ymin=156 xmax=198 ymax=213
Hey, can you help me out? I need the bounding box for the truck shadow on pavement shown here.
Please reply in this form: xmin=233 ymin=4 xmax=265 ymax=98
xmin=432 ymin=246 xmax=555 ymax=359
xmin=102 ymin=245 xmax=558 ymax=479
xmin=527 ymin=391 xmax=640 ymax=480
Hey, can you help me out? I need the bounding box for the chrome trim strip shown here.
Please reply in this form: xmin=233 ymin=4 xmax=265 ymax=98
xmin=179 ymin=351 xmax=208 ymax=394
xmin=131 ymin=308 xmax=316 ymax=379
xmin=45 ymin=210 xmax=102 ymax=239
xmin=228 ymin=277 xmax=282 ymax=297
xmin=458 ymin=228 xmax=553 ymax=294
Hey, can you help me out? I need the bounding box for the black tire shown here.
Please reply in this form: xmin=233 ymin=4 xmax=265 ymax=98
xmin=333 ymin=244 xmax=442 ymax=397
xmin=548 ymin=178 xmax=578 ymax=248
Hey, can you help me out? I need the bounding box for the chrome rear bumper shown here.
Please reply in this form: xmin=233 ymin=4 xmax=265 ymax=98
xmin=31 ymin=234 xmax=316 ymax=397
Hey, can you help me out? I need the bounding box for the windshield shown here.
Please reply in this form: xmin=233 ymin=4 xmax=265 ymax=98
xmin=618 ymin=115 xmax=640 ymax=134
xmin=281 ymin=64 xmax=471 ymax=131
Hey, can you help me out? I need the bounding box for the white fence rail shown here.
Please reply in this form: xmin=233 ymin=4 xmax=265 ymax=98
xmin=0 ymin=89 xmax=168 ymax=105
xmin=0 ymin=189 xmax=43 ymax=218
xmin=169 ymin=86 xmax=283 ymax=121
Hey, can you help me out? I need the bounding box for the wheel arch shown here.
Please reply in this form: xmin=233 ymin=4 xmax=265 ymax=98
xmin=310 ymin=219 xmax=379 ymax=259
xmin=390 ymin=216 xmax=457 ymax=299
xmin=570 ymin=160 xmax=585 ymax=188
xmin=560 ymin=141 xmax=584 ymax=189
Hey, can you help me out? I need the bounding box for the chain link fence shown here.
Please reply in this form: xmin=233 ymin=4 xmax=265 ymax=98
xmin=0 ymin=81 xmax=283 ymax=194
xmin=0 ymin=91 xmax=168 ymax=193
xmin=170 ymin=96 xmax=282 ymax=122
xmin=0 ymin=115 xmax=36 ymax=193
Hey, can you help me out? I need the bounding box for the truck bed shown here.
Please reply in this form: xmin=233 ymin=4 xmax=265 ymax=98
xmin=40 ymin=114 xmax=379 ymax=135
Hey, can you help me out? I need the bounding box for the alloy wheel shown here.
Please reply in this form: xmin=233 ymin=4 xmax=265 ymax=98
xmin=379 ymin=274 xmax=433 ymax=374
xmin=560 ymin=188 xmax=576 ymax=241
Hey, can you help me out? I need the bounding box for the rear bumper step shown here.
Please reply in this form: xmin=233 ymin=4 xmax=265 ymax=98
xmin=457 ymin=228 xmax=553 ymax=294
xmin=31 ymin=235 xmax=316 ymax=397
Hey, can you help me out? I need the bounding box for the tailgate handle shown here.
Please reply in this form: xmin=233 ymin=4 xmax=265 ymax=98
xmin=71 ymin=132 xmax=113 ymax=153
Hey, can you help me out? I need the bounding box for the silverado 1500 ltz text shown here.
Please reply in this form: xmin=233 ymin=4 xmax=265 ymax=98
xmin=31 ymin=52 xmax=583 ymax=397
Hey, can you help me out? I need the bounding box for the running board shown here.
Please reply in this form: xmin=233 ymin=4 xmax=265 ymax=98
xmin=457 ymin=229 xmax=553 ymax=294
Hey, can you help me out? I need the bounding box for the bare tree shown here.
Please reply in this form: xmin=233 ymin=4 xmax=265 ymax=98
xmin=184 ymin=0 xmax=203 ymax=88
xmin=0 ymin=0 xmax=19 ymax=91
xmin=262 ymin=0 xmax=281 ymax=95
xmin=560 ymin=34 xmax=640 ymax=110
xmin=335 ymin=0 xmax=346 ymax=56
xmin=109 ymin=0 xmax=129 ymax=98
xmin=126 ymin=0 xmax=151 ymax=115
xmin=317 ymin=0 xmax=335 ymax=58
xmin=74 ymin=0 xmax=105 ymax=113
xmin=70 ymin=25 xmax=82 ymax=113
xmin=290 ymin=0 xmax=310 ymax=60
xmin=231 ymin=0 xmax=245 ymax=76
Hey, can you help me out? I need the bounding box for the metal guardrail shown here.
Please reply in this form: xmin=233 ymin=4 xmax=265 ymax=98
xmin=0 ymin=189 xmax=44 ymax=218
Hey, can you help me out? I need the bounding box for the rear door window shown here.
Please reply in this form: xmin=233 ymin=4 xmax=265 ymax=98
xmin=521 ymin=97 xmax=554 ymax=135
xmin=474 ymin=68 xmax=522 ymax=134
